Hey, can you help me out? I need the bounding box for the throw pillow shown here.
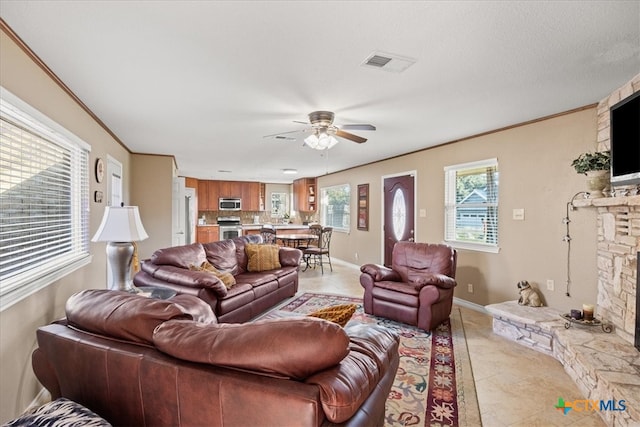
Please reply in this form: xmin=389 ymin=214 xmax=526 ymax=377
xmin=245 ymin=244 xmax=281 ymax=272
xmin=307 ymin=304 xmax=357 ymax=327
xmin=190 ymin=261 xmax=236 ymax=289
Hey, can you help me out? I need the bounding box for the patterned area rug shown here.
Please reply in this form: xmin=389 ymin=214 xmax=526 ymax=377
xmin=260 ymin=292 xmax=481 ymax=427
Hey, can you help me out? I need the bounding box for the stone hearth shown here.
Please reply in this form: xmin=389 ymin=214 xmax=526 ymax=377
xmin=487 ymin=301 xmax=640 ymax=426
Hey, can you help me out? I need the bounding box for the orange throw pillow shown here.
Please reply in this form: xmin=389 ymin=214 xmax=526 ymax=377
xmin=190 ymin=261 xmax=236 ymax=290
xmin=245 ymin=244 xmax=281 ymax=272
xmin=307 ymin=304 xmax=357 ymax=327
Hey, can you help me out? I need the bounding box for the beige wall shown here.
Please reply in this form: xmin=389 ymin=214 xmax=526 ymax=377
xmin=0 ymin=29 xmax=130 ymax=421
xmin=130 ymin=153 xmax=175 ymax=259
xmin=0 ymin=29 xmax=182 ymax=422
xmin=318 ymin=107 xmax=599 ymax=312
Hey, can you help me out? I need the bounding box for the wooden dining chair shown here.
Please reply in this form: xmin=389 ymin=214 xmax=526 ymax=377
xmin=303 ymin=226 xmax=333 ymax=274
xmin=259 ymin=227 xmax=277 ymax=245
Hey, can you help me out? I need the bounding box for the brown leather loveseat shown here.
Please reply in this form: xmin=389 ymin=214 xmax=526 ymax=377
xmin=133 ymin=235 xmax=302 ymax=322
xmin=32 ymin=290 xmax=400 ymax=427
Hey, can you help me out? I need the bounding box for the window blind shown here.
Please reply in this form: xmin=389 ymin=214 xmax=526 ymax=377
xmin=444 ymin=159 xmax=499 ymax=251
xmin=0 ymin=92 xmax=90 ymax=309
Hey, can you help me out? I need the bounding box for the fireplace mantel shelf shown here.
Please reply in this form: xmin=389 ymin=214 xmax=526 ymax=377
xmin=572 ymin=194 xmax=640 ymax=208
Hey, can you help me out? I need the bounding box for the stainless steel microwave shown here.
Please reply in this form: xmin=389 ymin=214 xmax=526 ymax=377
xmin=219 ymin=197 xmax=241 ymax=211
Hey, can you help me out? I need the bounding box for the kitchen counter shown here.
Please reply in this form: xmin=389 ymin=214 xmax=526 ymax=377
xmin=242 ymin=224 xmax=310 ymax=231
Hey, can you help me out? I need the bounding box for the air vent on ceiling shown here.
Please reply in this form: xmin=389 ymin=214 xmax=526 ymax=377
xmin=361 ymin=51 xmax=416 ymax=73
xmin=365 ymin=55 xmax=392 ymax=68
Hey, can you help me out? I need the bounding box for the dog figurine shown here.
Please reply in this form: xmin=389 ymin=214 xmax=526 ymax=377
xmin=517 ymin=280 xmax=543 ymax=307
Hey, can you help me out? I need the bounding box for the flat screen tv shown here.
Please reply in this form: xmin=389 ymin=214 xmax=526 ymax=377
xmin=610 ymin=91 xmax=640 ymax=187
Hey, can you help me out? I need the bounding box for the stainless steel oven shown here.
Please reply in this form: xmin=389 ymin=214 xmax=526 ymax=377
xmin=217 ymin=216 xmax=243 ymax=240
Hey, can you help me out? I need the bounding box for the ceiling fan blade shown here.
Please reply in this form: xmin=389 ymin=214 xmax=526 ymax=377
xmin=263 ymin=129 xmax=306 ymax=139
xmin=293 ymin=120 xmax=309 ymax=125
xmin=335 ymin=129 xmax=367 ymax=144
xmin=340 ymin=124 xmax=376 ymax=131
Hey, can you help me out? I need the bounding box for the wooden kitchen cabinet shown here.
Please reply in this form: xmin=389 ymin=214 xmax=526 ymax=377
xmin=197 ymin=180 xmax=219 ymax=211
xmin=242 ymin=182 xmax=261 ymax=211
xmin=197 ymin=180 xmax=209 ymax=211
xmin=198 ymin=180 xmax=263 ymax=211
xmin=293 ymin=177 xmax=317 ymax=212
xmin=196 ymin=225 xmax=219 ymax=243
xmin=219 ymin=181 xmax=243 ymax=198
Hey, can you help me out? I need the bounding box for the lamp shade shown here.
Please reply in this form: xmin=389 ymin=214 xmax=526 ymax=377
xmin=92 ymin=206 xmax=149 ymax=242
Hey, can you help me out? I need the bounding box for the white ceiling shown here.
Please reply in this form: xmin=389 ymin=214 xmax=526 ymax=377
xmin=1 ymin=1 xmax=638 ymax=183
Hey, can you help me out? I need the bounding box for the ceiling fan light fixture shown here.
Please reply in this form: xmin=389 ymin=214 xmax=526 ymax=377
xmin=304 ymin=133 xmax=318 ymax=147
xmin=304 ymin=133 xmax=338 ymax=150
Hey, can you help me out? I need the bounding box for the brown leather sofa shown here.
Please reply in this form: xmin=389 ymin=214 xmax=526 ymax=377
xmin=360 ymin=242 xmax=457 ymax=331
xmin=133 ymin=235 xmax=302 ymax=323
xmin=32 ymin=290 xmax=400 ymax=427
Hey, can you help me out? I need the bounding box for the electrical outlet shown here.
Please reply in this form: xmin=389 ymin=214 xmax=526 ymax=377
xmin=467 ymin=283 xmax=474 ymax=293
xmin=546 ymin=279 xmax=554 ymax=291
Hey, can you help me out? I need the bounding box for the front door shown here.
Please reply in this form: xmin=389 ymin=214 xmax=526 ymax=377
xmin=383 ymin=174 xmax=415 ymax=267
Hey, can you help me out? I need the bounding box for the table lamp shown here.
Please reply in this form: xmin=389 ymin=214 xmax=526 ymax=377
xmin=92 ymin=205 xmax=149 ymax=292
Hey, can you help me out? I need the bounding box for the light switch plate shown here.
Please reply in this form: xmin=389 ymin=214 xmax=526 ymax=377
xmin=512 ymin=208 xmax=525 ymax=220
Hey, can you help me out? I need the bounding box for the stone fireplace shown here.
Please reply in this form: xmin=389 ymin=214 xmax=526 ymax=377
xmin=487 ymin=74 xmax=640 ymax=426
xmin=575 ymin=196 xmax=640 ymax=347
xmin=579 ymin=72 xmax=640 ymax=348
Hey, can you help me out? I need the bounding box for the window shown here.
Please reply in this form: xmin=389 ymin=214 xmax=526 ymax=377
xmin=270 ymin=192 xmax=288 ymax=218
xmin=0 ymin=88 xmax=91 ymax=310
xmin=444 ymin=158 xmax=499 ymax=253
xmin=320 ymin=184 xmax=350 ymax=232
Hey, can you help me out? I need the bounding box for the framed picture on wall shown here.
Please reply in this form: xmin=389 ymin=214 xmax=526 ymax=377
xmin=357 ymin=184 xmax=369 ymax=231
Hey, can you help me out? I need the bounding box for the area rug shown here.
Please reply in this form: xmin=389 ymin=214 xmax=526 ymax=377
xmin=260 ymin=292 xmax=481 ymax=427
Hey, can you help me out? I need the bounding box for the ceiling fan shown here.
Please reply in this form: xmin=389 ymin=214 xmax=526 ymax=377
xmin=264 ymin=111 xmax=376 ymax=150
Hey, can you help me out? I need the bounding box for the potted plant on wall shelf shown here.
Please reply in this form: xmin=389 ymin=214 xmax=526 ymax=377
xmin=571 ymin=150 xmax=610 ymax=198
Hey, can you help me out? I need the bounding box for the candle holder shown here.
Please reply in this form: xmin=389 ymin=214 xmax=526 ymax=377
xmin=560 ymin=313 xmax=612 ymax=333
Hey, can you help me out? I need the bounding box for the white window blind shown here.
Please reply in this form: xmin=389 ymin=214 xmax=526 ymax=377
xmin=444 ymin=158 xmax=499 ymax=253
xmin=0 ymin=89 xmax=91 ymax=310
xmin=320 ymin=184 xmax=350 ymax=232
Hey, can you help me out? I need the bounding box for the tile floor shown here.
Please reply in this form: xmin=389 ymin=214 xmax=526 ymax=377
xmin=298 ymin=258 xmax=606 ymax=426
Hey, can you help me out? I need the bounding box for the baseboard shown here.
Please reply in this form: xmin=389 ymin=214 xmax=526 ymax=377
xmin=331 ymin=257 xmax=360 ymax=270
xmin=453 ymin=297 xmax=487 ymax=313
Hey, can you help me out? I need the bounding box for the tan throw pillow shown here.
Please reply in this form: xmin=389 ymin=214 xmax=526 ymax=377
xmin=190 ymin=261 xmax=236 ymax=290
xmin=245 ymin=244 xmax=281 ymax=272
xmin=307 ymin=304 xmax=357 ymax=327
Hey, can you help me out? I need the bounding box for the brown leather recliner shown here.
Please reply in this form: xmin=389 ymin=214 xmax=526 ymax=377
xmin=360 ymin=242 xmax=457 ymax=331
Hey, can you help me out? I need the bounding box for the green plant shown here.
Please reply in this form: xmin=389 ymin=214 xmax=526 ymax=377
xmin=571 ymin=150 xmax=610 ymax=174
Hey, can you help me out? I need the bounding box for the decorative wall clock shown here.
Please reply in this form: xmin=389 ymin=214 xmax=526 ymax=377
xmin=95 ymin=158 xmax=105 ymax=183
